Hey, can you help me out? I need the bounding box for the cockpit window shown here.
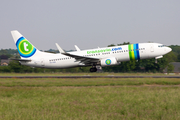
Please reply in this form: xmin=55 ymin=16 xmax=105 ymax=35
xmin=158 ymin=45 xmax=166 ymax=47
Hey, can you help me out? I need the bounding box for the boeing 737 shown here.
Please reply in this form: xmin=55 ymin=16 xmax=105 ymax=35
xmin=11 ymin=30 xmax=172 ymax=72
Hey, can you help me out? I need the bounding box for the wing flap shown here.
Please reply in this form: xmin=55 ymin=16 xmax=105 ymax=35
xmin=63 ymin=52 xmax=99 ymax=63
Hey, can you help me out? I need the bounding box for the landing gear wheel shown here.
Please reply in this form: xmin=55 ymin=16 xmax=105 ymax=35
xmin=90 ymin=68 xmax=97 ymax=72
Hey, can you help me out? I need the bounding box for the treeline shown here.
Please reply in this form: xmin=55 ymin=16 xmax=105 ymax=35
xmin=0 ymin=43 xmax=179 ymax=73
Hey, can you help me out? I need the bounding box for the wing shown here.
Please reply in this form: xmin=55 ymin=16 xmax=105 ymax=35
xmin=63 ymin=52 xmax=99 ymax=64
xmin=55 ymin=43 xmax=100 ymax=65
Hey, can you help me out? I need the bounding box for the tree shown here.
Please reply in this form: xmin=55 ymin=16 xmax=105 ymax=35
xmin=108 ymin=44 xmax=116 ymax=47
xmin=167 ymin=64 xmax=174 ymax=73
xmin=117 ymin=42 xmax=130 ymax=46
xmin=8 ymin=61 xmax=22 ymax=73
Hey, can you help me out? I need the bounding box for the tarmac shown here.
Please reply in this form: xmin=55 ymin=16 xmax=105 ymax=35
xmin=0 ymin=76 xmax=180 ymax=78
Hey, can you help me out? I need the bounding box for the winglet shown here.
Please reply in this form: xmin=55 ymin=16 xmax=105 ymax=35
xmin=75 ymin=45 xmax=81 ymax=51
xmin=55 ymin=43 xmax=65 ymax=54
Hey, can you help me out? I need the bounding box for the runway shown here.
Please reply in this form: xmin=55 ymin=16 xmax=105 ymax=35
xmin=0 ymin=76 xmax=180 ymax=78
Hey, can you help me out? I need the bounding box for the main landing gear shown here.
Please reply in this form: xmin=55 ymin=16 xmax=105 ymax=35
xmin=90 ymin=67 xmax=97 ymax=72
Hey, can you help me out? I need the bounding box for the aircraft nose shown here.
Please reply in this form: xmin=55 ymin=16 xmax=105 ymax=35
xmin=166 ymin=47 xmax=172 ymax=53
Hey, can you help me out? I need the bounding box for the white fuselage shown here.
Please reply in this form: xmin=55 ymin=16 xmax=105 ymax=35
xmin=20 ymin=43 xmax=172 ymax=68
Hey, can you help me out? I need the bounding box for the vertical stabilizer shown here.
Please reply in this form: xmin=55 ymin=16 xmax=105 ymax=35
xmin=11 ymin=30 xmax=40 ymax=58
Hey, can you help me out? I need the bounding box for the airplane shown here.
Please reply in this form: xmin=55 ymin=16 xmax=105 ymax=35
xmin=11 ymin=30 xmax=172 ymax=72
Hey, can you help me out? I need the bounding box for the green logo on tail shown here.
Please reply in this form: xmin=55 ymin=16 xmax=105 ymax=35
xmin=16 ymin=37 xmax=36 ymax=58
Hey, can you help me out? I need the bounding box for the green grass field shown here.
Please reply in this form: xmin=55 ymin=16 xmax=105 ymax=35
xmin=0 ymin=78 xmax=180 ymax=119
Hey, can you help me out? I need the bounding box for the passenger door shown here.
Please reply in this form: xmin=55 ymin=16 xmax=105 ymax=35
xmin=41 ymin=58 xmax=45 ymax=66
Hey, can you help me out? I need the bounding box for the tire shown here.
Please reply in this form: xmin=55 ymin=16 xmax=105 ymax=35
xmin=90 ymin=68 xmax=97 ymax=72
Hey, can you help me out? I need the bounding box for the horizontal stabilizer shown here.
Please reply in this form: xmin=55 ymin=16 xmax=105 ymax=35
xmin=10 ymin=58 xmax=31 ymax=62
xmin=55 ymin=43 xmax=65 ymax=54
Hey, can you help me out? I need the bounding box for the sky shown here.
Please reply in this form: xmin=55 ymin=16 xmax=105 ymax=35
xmin=0 ymin=0 xmax=180 ymax=50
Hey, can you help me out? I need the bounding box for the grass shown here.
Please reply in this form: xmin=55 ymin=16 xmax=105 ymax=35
xmin=0 ymin=78 xmax=180 ymax=87
xmin=0 ymin=72 xmax=179 ymax=76
xmin=0 ymin=78 xmax=180 ymax=119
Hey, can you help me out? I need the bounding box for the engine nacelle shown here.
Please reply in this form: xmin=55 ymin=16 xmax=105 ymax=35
xmin=100 ymin=57 xmax=120 ymax=67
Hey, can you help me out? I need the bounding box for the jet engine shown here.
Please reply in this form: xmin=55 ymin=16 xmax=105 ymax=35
xmin=100 ymin=57 xmax=120 ymax=67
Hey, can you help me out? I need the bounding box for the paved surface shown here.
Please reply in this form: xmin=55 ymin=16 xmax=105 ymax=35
xmin=0 ymin=76 xmax=180 ymax=78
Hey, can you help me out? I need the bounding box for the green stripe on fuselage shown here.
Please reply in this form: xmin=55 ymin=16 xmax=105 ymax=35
xmin=128 ymin=44 xmax=135 ymax=60
xmin=128 ymin=45 xmax=132 ymax=60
